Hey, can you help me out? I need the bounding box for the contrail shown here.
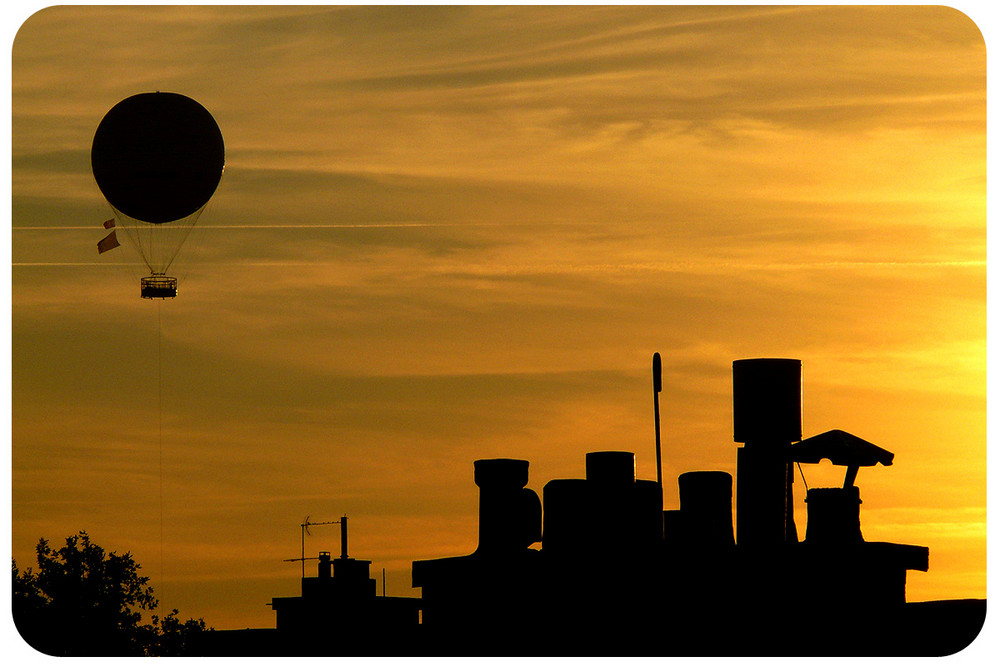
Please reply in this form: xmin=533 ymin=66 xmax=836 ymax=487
xmin=13 ymin=262 xmax=139 ymax=266
xmin=13 ymin=259 xmax=986 ymax=269
xmin=12 ymin=221 xmax=593 ymax=230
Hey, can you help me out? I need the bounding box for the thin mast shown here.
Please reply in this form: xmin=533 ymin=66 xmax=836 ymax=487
xmin=653 ymin=352 xmax=663 ymax=488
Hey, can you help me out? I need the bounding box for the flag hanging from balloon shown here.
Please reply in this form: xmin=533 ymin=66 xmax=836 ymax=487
xmin=97 ymin=229 xmax=120 ymax=253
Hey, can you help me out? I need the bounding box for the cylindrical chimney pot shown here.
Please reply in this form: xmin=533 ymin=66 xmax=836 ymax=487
xmin=586 ymin=451 xmax=636 ymax=486
xmin=678 ymin=471 xmax=735 ymax=548
xmin=318 ymin=551 xmax=332 ymax=578
xmin=475 ymin=458 xmax=529 ymax=489
xmin=474 ymin=459 xmax=540 ymax=554
xmin=733 ymin=358 xmax=802 ymax=443
xmin=805 ymin=486 xmax=863 ymax=544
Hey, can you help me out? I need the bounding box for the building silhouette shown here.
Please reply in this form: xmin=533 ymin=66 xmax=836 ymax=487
xmin=270 ymin=542 xmax=419 ymax=640
xmin=194 ymin=358 xmax=985 ymax=656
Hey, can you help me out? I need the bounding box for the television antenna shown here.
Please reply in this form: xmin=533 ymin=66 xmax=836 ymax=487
xmin=284 ymin=515 xmax=344 ymax=578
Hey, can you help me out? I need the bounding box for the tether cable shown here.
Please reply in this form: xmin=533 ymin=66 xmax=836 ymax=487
xmin=158 ymin=300 xmax=164 ymax=600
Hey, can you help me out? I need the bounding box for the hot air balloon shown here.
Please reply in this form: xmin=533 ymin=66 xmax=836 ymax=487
xmin=92 ymin=92 xmax=224 ymax=298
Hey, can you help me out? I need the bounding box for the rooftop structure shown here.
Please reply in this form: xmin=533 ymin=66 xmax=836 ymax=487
xmin=193 ymin=357 xmax=984 ymax=656
xmin=411 ymin=358 xmax=968 ymax=655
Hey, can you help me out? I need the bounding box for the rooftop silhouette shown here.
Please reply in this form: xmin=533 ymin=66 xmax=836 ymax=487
xmin=192 ymin=357 xmax=985 ymax=656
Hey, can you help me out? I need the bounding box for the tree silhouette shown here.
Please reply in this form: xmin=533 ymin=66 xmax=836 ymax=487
xmin=150 ymin=608 xmax=209 ymax=656
xmin=12 ymin=531 xmax=206 ymax=656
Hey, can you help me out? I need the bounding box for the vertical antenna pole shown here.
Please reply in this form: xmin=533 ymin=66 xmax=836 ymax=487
xmin=341 ymin=515 xmax=348 ymax=559
xmin=653 ymin=352 xmax=663 ymax=488
xmin=300 ymin=520 xmax=306 ymax=578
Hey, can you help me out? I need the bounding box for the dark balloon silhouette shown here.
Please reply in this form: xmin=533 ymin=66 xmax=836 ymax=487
xmin=92 ymin=92 xmax=224 ymax=224
xmin=91 ymin=92 xmax=224 ymax=298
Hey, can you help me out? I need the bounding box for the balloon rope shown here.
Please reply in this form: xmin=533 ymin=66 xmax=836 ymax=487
xmin=163 ymin=207 xmax=203 ymax=274
xmin=158 ymin=300 xmax=165 ymax=601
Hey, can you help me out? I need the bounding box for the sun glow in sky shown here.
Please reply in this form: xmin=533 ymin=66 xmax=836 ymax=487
xmin=10 ymin=5 xmax=986 ymax=631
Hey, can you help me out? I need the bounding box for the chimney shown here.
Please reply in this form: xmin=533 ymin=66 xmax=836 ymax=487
xmin=340 ymin=515 xmax=348 ymax=559
xmin=805 ymin=486 xmax=863 ymax=544
xmin=678 ymin=471 xmax=735 ymax=549
xmin=733 ymin=358 xmax=802 ymax=444
xmin=732 ymin=358 xmax=801 ymax=548
xmin=585 ymin=451 xmax=636 ymax=487
xmin=474 ymin=459 xmax=541 ymax=555
xmin=318 ymin=551 xmax=332 ymax=578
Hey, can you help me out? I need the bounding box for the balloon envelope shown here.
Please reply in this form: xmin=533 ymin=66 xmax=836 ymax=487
xmin=91 ymin=92 xmax=224 ymax=224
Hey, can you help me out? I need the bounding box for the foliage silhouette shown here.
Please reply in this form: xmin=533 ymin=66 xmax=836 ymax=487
xmin=150 ymin=607 xmax=209 ymax=657
xmin=12 ymin=531 xmax=207 ymax=656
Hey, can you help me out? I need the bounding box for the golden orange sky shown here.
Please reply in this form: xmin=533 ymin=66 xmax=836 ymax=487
xmin=10 ymin=5 xmax=987 ymax=632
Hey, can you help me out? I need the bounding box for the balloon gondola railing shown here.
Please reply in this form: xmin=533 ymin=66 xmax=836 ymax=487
xmin=140 ymin=275 xmax=178 ymax=299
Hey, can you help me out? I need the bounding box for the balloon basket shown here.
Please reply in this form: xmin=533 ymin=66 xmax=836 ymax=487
xmin=141 ymin=275 xmax=178 ymax=299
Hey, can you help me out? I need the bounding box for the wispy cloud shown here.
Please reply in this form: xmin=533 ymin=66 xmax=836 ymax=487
xmin=12 ymin=5 xmax=986 ymax=627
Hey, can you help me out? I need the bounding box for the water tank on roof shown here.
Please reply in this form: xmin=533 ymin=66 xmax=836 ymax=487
xmin=733 ymin=358 xmax=802 ymax=443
